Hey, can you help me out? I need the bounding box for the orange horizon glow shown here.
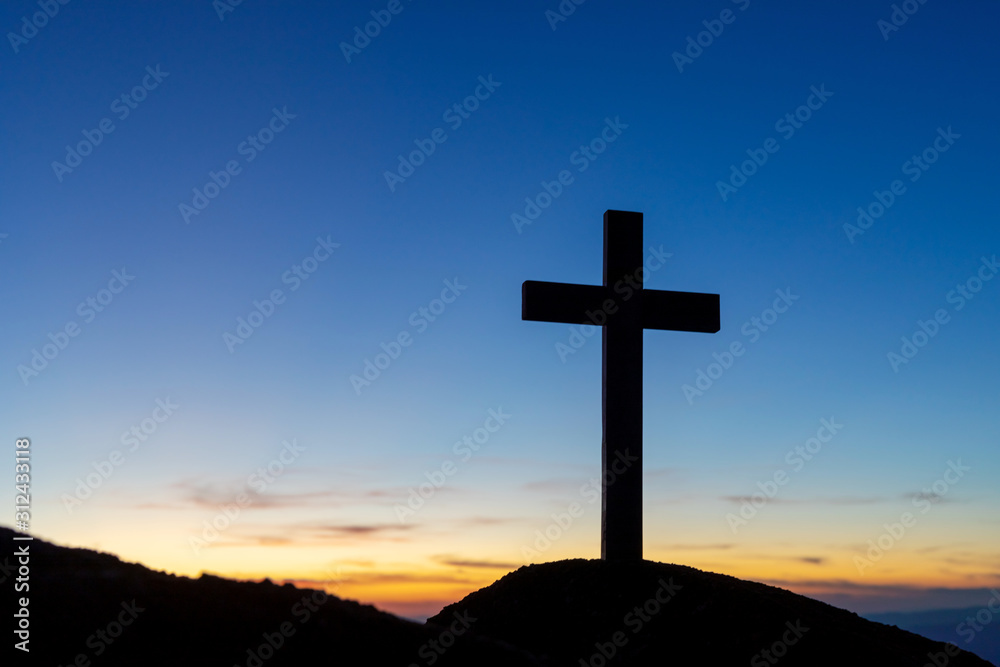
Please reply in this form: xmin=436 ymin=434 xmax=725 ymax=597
xmin=23 ymin=523 xmax=999 ymax=621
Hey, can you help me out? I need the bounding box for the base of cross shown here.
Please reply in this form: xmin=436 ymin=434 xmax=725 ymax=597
xmin=523 ymin=210 xmax=720 ymax=562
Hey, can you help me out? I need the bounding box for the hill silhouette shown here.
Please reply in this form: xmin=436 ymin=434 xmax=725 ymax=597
xmin=3 ymin=528 xmax=538 ymax=666
xmin=6 ymin=528 xmax=994 ymax=666
xmin=431 ymin=559 xmax=995 ymax=666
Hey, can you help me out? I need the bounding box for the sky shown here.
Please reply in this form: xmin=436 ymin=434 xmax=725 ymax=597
xmin=2 ymin=0 xmax=998 ymax=623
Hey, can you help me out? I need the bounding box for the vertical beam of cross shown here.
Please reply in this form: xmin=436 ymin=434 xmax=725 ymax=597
xmin=522 ymin=210 xmax=720 ymax=561
xmin=601 ymin=210 xmax=644 ymax=560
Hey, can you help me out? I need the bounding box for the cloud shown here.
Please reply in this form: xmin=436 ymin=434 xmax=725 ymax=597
xmin=754 ymin=577 xmax=1000 ymax=613
xmin=459 ymin=516 xmax=519 ymax=527
xmin=720 ymin=495 xmax=886 ymax=506
xmin=202 ymin=535 xmax=295 ymax=548
xmin=158 ymin=478 xmax=360 ymax=511
xmin=286 ymin=577 xmax=353 ymax=589
xmin=336 ymin=572 xmax=479 ymax=586
xmin=520 ymin=478 xmax=584 ymax=494
xmin=249 ymin=535 xmax=293 ymax=546
xmin=432 ymin=555 xmax=520 ymax=569
xmin=793 ymin=556 xmax=826 ymax=565
xmin=310 ymin=524 xmax=415 ymax=536
xmin=902 ymin=491 xmax=952 ymax=504
xmin=205 ymin=522 xmax=417 ymax=550
xmin=914 ymin=545 xmax=946 ymax=554
xmin=720 ymin=492 xmax=958 ymax=508
xmin=644 ymin=467 xmax=684 ymax=479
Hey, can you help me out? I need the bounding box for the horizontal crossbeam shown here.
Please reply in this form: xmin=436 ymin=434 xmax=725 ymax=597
xmin=522 ymin=280 xmax=719 ymax=333
xmin=643 ymin=290 xmax=720 ymax=333
xmin=522 ymin=281 xmax=607 ymax=325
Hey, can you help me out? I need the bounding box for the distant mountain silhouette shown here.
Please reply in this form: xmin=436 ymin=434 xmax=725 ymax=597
xmin=431 ymin=559 xmax=996 ymax=666
xmin=867 ymin=608 xmax=1000 ymax=666
xmin=6 ymin=528 xmax=994 ymax=666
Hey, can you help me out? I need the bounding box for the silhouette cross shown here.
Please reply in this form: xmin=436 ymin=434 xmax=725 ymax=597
xmin=522 ymin=210 xmax=720 ymax=561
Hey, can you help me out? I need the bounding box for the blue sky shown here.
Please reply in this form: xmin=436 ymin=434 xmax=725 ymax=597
xmin=2 ymin=0 xmax=998 ymax=621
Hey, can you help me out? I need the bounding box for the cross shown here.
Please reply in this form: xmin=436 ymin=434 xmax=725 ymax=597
xmin=522 ymin=210 xmax=720 ymax=561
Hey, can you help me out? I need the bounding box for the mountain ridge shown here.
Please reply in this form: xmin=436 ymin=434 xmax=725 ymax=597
xmin=4 ymin=527 xmax=994 ymax=666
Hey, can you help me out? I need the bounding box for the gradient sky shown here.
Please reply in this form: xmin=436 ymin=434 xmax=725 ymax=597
xmin=2 ymin=0 xmax=998 ymax=621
